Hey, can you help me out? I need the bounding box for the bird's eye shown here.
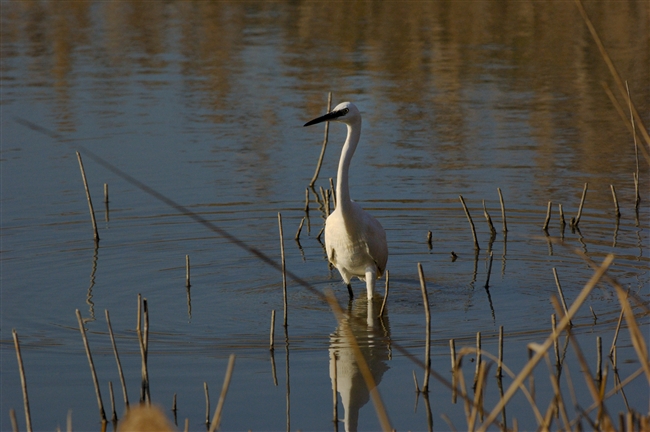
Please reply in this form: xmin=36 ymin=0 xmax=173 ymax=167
xmin=341 ymin=108 xmax=349 ymax=115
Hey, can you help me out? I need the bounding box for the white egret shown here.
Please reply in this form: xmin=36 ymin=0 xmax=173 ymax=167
xmin=304 ymin=102 xmax=388 ymax=301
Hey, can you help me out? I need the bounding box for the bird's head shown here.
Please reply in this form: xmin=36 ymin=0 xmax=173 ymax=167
xmin=304 ymin=101 xmax=360 ymax=127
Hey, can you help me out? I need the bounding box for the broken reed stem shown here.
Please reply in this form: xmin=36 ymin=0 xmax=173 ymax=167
xmin=478 ymin=254 xmax=615 ymax=431
xmin=610 ymin=185 xmax=621 ymax=218
xmin=418 ymin=263 xmax=432 ymax=393
xmin=204 ymin=382 xmax=210 ymax=426
xmin=269 ymin=310 xmax=276 ymax=351
xmin=309 ymin=92 xmax=333 ymax=187
xmin=426 ymin=231 xmax=432 ymax=249
xmin=278 ymin=213 xmax=288 ymax=327
xmin=208 ymin=354 xmax=237 ymax=432
xmin=543 ymin=201 xmax=552 ymax=231
xmin=559 ymin=203 xmax=566 ymax=228
xmin=379 ymin=270 xmax=389 ymax=318
xmin=76 ymin=151 xmax=100 ymax=242
xmin=172 ymin=393 xmax=177 ymax=414
xmin=574 ymin=182 xmax=588 ymax=227
xmin=103 ymin=183 xmax=109 ymax=204
xmin=105 ymin=310 xmax=129 ymax=408
xmin=497 ymin=188 xmax=508 ymax=233
xmin=294 ymin=217 xmax=305 ymax=241
xmin=185 ymin=255 xmax=191 ymax=287
xmin=459 ymin=195 xmax=480 ymax=251
xmin=552 ymin=268 xmax=573 ymax=327
xmin=482 ymin=200 xmax=497 ymax=235
xmin=12 ymin=329 xmax=33 ymax=432
xmin=136 ymin=297 xmax=150 ymax=404
xmin=75 ymin=309 xmax=107 ymax=422
xmin=497 ymin=326 xmax=503 ymax=378
xmin=109 ymin=381 xmax=117 ymax=422
xmin=136 ymin=293 xmax=142 ymax=332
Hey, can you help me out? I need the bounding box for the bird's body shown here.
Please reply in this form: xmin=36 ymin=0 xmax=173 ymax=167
xmin=305 ymin=102 xmax=388 ymax=300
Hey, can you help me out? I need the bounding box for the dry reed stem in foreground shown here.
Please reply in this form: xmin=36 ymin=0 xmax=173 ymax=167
xmin=552 ymin=268 xmax=573 ymax=327
xmin=76 ymin=151 xmax=100 ymax=242
xmin=75 ymin=309 xmax=107 ymax=422
xmin=12 ymin=329 xmax=32 ymax=432
xmin=294 ymin=216 xmax=305 ymax=241
xmin=478 ymin=254 xmax=615 ymax=431
xmin=309 ymin=92 xmax=333 ymax=187
xmin=324 ymin=290 xmax=392 ymax=432
xmin=208 ymin=354 xmax=236 ymax=432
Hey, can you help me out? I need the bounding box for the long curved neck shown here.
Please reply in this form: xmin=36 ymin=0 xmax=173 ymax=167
xmin=336 ymin=119 xmax=361 ymax=214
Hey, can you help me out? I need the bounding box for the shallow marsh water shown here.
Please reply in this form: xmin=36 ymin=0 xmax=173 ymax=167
xmin=1 ymin=2 xmax=649 ymax=431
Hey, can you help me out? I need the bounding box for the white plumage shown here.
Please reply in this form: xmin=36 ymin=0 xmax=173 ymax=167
xmin=304 ymin=102 xmax=388 ymax=300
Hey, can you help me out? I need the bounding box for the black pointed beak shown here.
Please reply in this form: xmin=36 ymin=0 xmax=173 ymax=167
xmin=304 ymin=109 xmax=346 ymax=127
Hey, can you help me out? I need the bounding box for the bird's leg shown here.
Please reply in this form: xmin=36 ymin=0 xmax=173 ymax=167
xmin=364 ymin=268 xmax=376 ymax=301
xmin=347 ymin=283 xmax=354 ymax=299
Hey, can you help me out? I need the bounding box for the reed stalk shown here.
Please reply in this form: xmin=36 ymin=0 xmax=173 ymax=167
xmin=294 ymin=217 xmax=305 ymax=241
xmin=610 ymin=185 xmax=621 ymax=218
xmin=309 ymin=92 xmax=333 ymax=187
xmin=108 ymin=381 xmax=117 ymax=422
xmin=185 ymin=255 xmax=191 ymax=288
xmin=12 ymin=329 xmax=32 ymax=432
xmin=204 ymin=382 xmax=210 ymax=426
xmin=278 ymin=213 xmax=288 ymax=327
xmin=552 ymin=268 xmax=572 ymax=327
xmin=332 ymin=353 xmax=338 ymax=427
xmin=103 ymin=183 xmax=109 ymax=204
xmin=497 ymin=326 xmax=503 ymax=378
xmin=418 ymin=263 xmax=432 ymax=393
xmin=75 ymin=309 xmax=106 ymax=422
xmin=543 ymin=201 xmax=552 ymax=231
xmin=9 ymin=408 xmax=18 ymax=432
xmin=76 ymin=151 xmax=100 ymax=242
xmin=497 ymin=188 xmax=507 ymax=233
xmin=270 ymin=309 xmax=276 ymax=351
xmin=573 ymin=183 xmax=588 ymax=227
xmin=105 ymin=310 xmax=129 ymax=409
xmin=459 ymin=195 xmax=480 ymax=251
xmin=379 ymin=270 xmax=389 ymax=318
xmin=208 ymin=354 xmax=236 ymax=432
xmin=482 ymin=200 xmax=497 ymax=236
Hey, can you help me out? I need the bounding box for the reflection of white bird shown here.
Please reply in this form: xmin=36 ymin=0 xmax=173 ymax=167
xmin=304 ymin=102 xmax=388 ymax=300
